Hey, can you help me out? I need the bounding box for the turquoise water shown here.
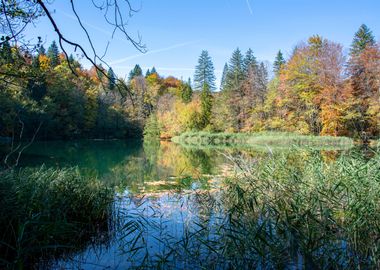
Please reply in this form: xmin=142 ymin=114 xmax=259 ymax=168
xmin=2 ymin=140 xmax=376 ymax=269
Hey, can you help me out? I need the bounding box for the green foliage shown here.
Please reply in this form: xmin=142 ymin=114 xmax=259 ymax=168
xmin=129 ymin=64 xmax=143 ymax=80
xmin=200 ymin=83 xmax=213 ymax=128
xmin=47 ymin=40 xmax=59 ymax=67
xmin=173 ymin=131 xmax=354 ymax=149
xmin=243 ymin=48 xmax=257 ymax=75
xmin=273 ymin=50 xmax=285 ymax=74
xmin=107 ymin=67 xmax=116 ymax=90
xmin=350 ymin=24 xmax=375 ymax=55
xmin=225 ymin=47 xmax=245 ymax=91
xmin=143 ymin=113 xmax=160 ymax=140
xmin=180 ymin=78 xmax=193 ymax=103
xmin=194 ymin=50 xmax=216 ymax=91
xmin=0 ymin=167 xmax=113 ymax=268
xmin=220 ymin=63 xmax=228 ymax=91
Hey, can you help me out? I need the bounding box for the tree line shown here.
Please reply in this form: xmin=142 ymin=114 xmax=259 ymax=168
xmin=148 ymin=24 xmax=379 ymax=142
xmin=1 ymin=24 xmax=379 ymax=142
xmin=0 ymin=39 xmax=193 ymax=140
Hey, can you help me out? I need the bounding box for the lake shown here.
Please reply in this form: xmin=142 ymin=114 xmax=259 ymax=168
xmin=2 ymin=140 xmax=379 ymax=269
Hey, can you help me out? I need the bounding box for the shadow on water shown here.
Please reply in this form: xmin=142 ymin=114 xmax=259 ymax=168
xmin=1 ymin=139 xmax=379 ymax=269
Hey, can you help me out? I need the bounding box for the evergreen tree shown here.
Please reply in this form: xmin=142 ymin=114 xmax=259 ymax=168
xmin=143 ymin=113 xmax=160 ymax=139
xmin=47 ymin=40 xmax=59 ymax=67
xmin=225 ymin=48 xmax=245 ymax=90
xmin=0 ymin=38 xmax=13 ymax=64
xmin=194 ymin=50 xmax=216 ymax=91
xmin=350 ymin=24 xmax=375 ymax=55
xmin=107 ymin=67 xmax=116 ymax=90
xmin=200 ymin=83 xmax=213 ymax=128
xmin=145 ymin=69 xmax=151 ymax=77
xmin=273 ymin=50 xmax=285 ymax=75
xmin=151 ymin=66 xmax=157 ymax=74
xmin=243 ymin=48 xmax=257 ymax=75
xmin=129 ymin=64 xmax=143 ymax=80
xmin=220 ymin=63 xmax=228 ymax=91
xmin=38 ymin=45 xmax=46 ymax=55
xmin=181 ymin=78 xmax=193 ymax=103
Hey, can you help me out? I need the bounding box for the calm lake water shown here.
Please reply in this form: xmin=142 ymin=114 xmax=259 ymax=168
xmin=3 ymin=140 xmax=375 ymax=269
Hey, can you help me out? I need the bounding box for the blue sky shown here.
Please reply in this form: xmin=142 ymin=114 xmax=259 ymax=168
xmin=27 ymin=0 xmax=380 ymax=86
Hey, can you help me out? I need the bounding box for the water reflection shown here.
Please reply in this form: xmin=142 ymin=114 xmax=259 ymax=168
xmin=2 ymin=139 xmax=377 ymax=269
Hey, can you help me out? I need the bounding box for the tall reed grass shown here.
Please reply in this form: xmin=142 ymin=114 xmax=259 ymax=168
xmin=173 ymin=131 xmax=354 ymax=149
xmin=104 ymin=148 xmax=380 ymax=269
xmin=0 ymin=166 xmax=113 ymax=269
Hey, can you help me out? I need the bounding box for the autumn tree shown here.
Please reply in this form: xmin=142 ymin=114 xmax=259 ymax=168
xmin=347 ymin=25 xmax=379 ymax=140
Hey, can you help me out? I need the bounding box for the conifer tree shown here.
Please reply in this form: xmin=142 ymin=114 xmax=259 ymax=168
xmin=128 ymin=64 xmax=143 ymax=80
xmin=225 ymin=48 xmax=245 ymax=91
xmin=47 ymin=40 xmax=59 ymax=67
xmin=181 ymin=78 xmax=193 ymax=103
xmin=243 ymin=48 xmax=257 ymax=76
xmin=107 ymin=67 xmax=116 ymax=90
xmin=350 ymin=24 xmax=375 ymax=55
xmin=220 ymin=63 xmax=228 ymax=91
xmin=38 ymin=45 xmax=46 ymax=56
xmin=200 ymin=83 xmax=213 ymax=128
xmin=194 ymin=50 xmax=216 ymax=91
xmin=273 ymin=50 xmax=285 ymax=75
xmin=151 ymin=66 xmax=157 ymax=74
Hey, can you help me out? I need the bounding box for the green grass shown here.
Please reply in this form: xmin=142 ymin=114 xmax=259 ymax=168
xmin=0 ymin=166 xmax=114 ymax=269
xmin=172 ymin=131 xmax=354 ymax=149
xmin=215 ymin=149 xmax=380 ymax=268
xmin=120 ymin=148 xmax=380 ymax=269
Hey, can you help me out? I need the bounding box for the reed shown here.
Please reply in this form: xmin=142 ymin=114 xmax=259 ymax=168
xmin=0 ymin=166 xmax=113 ymax=269
xmin=173 ymin=131 xmax=354 ymax=149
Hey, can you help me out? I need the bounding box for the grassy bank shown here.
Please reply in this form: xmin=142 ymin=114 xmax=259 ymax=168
xmin=172 ymin=131 xmax=354 ymax=149
xmin=0 ymin=167 xmax=114 ymax=269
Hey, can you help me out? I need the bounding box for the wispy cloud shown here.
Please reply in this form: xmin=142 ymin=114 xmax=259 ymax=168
xmin=246 ymin=0 xmax=253 ymax=15
xmin=58 ymin=10 xmax=114 ymax=37
xmin=113 ymin=65 xmax=223 ymax=74
xmin=58 ymin=10 xmax=201 ymax=67
xmin=109 ymin=40 xmax=201 ymax=65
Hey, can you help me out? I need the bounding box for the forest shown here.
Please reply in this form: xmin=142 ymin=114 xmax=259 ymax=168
xmin=1 ymin=0 xmax=380 ymax=268
xmin=1 ymin=24 xmax=379 ymax=144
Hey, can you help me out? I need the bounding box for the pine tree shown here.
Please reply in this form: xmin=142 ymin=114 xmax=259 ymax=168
xmin=181 ymin=78 xmax=193 ymax=103
xmin=145 ymin=69 xmax=151 ymax=77
xmin=194 ymin=50 xmax=216 ymax=91
xmin=47 ymin=40 xmax=59 ymax=67
xmin=128 ymin=64 xmax=143 ymax=80
xmin=151 ymin=66 xmax=157 ymax=74
xmin=273 ymin=50 xmax=285 ymax=75
xmin=200 ymin=83 xmax=213 ymax=128
xmin=225 ymin=48 xmax=245 ymax=91
xmin=107 ymin=67 xmax=116 ymax=90
xmin=350 ymin=24 xmax=375 ymax=55
xmin=220 ymin=63 xmax=228 ymax=91
xmin=38 ymin=45 xmax=46 ymax=56
xmin=143 ymin=113 xmax=160 ymax=139
xmin=243 ymin=48 xmax=257 ymax=76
